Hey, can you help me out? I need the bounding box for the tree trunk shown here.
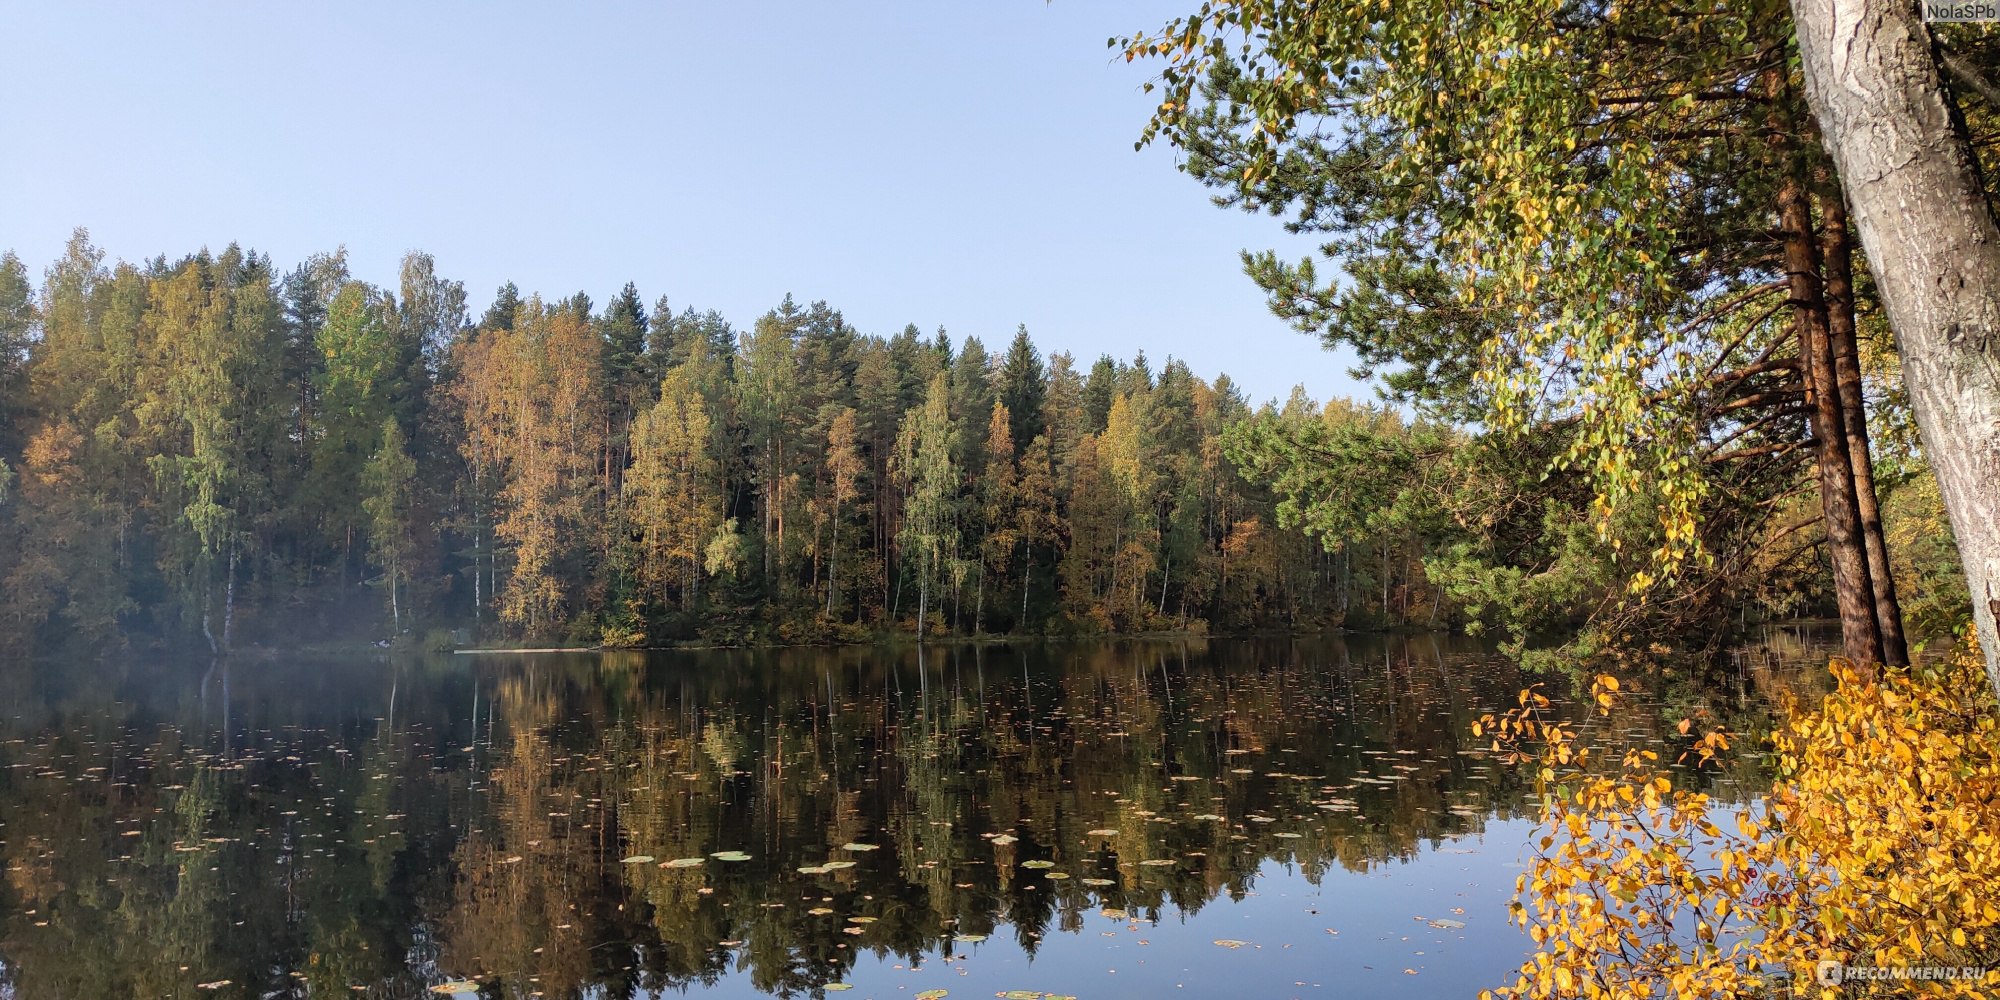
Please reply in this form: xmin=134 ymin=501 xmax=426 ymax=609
xmin=1792 ymin=0 xmax=2000 ymax=692
xmin=222 ymin=540 xmax=238 ymax=653
xmin=1778 ymin=166 xmax=1886 ymax=665
xmin=1822 ymin=189 xmax=1910 ymax=665
xmin=1021 ymin=545 xmax=1032 ymax=629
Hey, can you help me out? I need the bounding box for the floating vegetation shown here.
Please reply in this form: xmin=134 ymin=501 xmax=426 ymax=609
xmin=0 ymin=635 xmax=1585 ymax=1000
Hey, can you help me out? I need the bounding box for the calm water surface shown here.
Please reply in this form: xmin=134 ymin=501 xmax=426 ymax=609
xmin=0 ymin=636 xmax=1731 ymax=999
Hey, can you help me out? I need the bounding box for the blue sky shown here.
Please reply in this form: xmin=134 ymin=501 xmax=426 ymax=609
xmin=0 ymin=1 xmax=1361 ymax=405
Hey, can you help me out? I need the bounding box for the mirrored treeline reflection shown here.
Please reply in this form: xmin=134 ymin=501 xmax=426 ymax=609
xmin=0 ymin=636 xmax=1709 ymax=999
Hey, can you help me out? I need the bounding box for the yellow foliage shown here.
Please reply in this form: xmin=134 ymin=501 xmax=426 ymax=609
xmin=1482 ymin=643 xmax=2000 ymax=999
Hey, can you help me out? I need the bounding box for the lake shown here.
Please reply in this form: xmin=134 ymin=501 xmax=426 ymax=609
xmin=0 ymin=635 xmax=1771 ymax=999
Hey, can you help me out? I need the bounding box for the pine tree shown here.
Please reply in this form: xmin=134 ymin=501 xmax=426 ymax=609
xmin=0 ymin=252 xmax=39 ymax=456
xmin=999 ymin=326 xmax=1046 ymax=454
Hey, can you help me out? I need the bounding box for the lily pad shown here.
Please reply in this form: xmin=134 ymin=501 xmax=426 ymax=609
xmin=620 ymin=855 xmax=654 ymax=864
xmin=826 ymin=985 xmax=854 ymax=992
xmin=1081 ymin=877 xmax=1115 ymax=886
xmin=710 ymin=850 xmax=751 ymax=862
xmin=1213 ymin=938 xmax=1251 ymax=949
xmin=1086 ymin=828 xmax=1119 ymax=836
xmin=430 ymin=984 xmax=480 ymax=996
xmin=661 ymin=857 xmax=705 ymax=868
xmin=842 ymin=842 xmax=879 ymax=852
xmin=916 ymin=991 xmax=949 ymax=999
xmin=954 ymin=933 xmax=987 ymax=943
xmin=823 ymin=860 xmax=857 ymax=870
xmin=990 ymin=834 xmax=1018 ymax=845
xmin=798 ymin=865 xmax=832 ymax=874
xmin=1021 ymin=859 xmax=1055 ymax=869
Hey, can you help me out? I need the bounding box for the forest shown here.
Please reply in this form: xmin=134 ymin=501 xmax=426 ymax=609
xmin=0 ymin=223 xmax=1970 ymax=659
xmin=0 ymin=234 xmax=1460 ymax=653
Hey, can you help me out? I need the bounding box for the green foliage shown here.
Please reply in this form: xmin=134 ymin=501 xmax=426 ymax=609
xmin=0 ymin=235 xmax=1459 ymax=650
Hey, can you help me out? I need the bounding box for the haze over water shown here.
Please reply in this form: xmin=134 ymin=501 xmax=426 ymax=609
xmin=0 ymin=636 xmax=1756 ymax=999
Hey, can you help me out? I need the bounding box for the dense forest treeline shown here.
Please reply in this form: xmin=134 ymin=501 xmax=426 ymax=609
xmin=0 ymin=232 xmax=1460 ymax=653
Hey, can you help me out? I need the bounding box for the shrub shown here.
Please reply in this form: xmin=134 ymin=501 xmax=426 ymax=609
xmin=1482 ymin=641 xmax=2000 ymax=999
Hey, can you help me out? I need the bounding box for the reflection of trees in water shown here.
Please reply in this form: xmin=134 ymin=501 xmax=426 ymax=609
xmin=0 ymin=637 xmax=1605 ymax=998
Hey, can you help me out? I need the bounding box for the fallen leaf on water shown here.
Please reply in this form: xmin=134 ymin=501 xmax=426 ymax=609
xmin=430 ymin=983 xmax=480 ymax=995
xmin=1213 ymin=939 xmax=1250 ymax=949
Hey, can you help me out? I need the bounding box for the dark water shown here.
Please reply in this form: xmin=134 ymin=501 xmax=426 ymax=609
xmin=0 ymin=636 xmax=1709 ymax=1000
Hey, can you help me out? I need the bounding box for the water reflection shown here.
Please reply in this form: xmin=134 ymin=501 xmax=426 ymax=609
xmin=1 ymin=637 xmax=1595 ymax=998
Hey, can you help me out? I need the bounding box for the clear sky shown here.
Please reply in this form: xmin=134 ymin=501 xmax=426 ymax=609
xmin=0 ymin=1 xmax=1362 ymax=405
